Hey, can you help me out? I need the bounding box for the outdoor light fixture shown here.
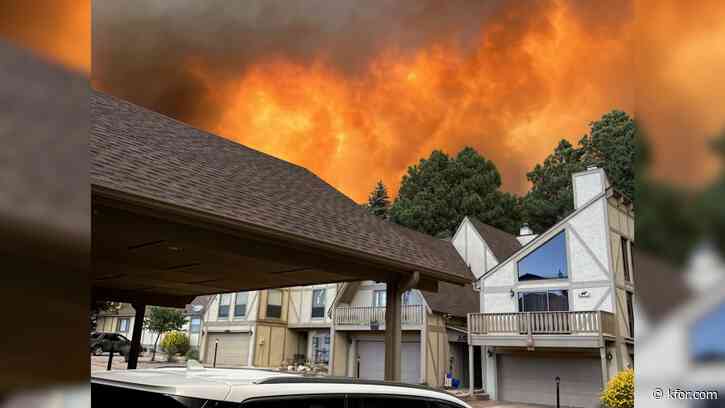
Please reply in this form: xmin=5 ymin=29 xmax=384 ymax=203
xmin=510 ymin=289 xmax=515 ymax=298
xmin=487 ymin=349 xmax=494 ymax=358
xmin=607 ymin=352 xmax=613 ymax=361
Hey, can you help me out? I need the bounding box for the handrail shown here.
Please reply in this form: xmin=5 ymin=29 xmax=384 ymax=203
xmin=334 ymin=304 xmax=424 ymax=325
xmin=468 ymin=310 xmax=614 ymax=336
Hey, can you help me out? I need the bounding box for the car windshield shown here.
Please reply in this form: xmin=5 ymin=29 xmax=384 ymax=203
xmin=92 ymin=384 xmax=231 ymax=408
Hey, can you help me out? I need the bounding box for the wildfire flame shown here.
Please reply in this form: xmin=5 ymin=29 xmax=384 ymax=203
xmin=9 ymin=0 xmax=725 ymax=201
xmin=188 ymin=2 xmax=635 ymax=201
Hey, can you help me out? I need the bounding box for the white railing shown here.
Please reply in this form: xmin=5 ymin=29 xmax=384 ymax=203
xmin=335 ymin=305 xmax=424 ymax=326
xmin=468 ymin=310 xmax=615 ymax=336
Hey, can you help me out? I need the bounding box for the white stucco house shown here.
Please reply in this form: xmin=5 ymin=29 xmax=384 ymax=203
xmin=636 ymin=243 xmax=725 ymax=408
xmin=460 ymin=167 xmax=635 ymax=407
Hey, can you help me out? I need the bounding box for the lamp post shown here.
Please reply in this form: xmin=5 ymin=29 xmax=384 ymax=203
xmin=555 ymin=376 xmax=561 ymax=408
xmin=213 ymin=339 xmax=219 ymax=368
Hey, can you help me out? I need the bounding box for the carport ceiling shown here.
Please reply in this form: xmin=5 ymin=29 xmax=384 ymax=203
xmin=91 ymin=91 xmax=471 ymax=307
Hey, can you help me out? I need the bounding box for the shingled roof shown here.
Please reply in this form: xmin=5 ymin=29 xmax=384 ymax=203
xmin=91 ymin=91 xmax=471 ymax=283
xmin=420 ymin=282 xmax=479 ymax=318
xmin=468 ymin=217 xmax=522 ymax=262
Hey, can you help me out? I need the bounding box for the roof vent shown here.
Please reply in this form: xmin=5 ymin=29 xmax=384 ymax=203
xmin=519 ymin=223 xmax=533 ymax=236
xmin=517 ymin=223 xmax=537 ymax=245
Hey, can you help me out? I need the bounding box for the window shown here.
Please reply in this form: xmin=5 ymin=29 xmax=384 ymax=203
xmin=267 ymin=289 xmax=282 ymax=318
xmin=311 ymin=289 xmax=326 ymax=319
xmin=691 ymin=301 xmax=725 ymax=362
xmin=348 ymin=396 xmax=454 ymax=408
xmin=373 ymin=290 xmax=386 ymax=307
xmin=626 ymin=292 xmax=634 ymax=338
xmin=402 ymin=290 xmax=412 ymax=305
xmin=242 ymin=396 xmax=345 ymax=408
xmin=517 ymin=231 xmax=568 ymax=281
xmin=621 ymin=237 xmax=631 ymax=282
xmin=312 ymin=334 xmax=330 ymax=363
xmin=218 ymin=293 xmax=232 ymax=318
xmin=518 ymin=290 xmax=569 ymax=312
xmin=234 ymin=292 xmax=248 ymax=318
xmin=190 ymin=317 xmax=201 ymax=334
xmin=117 ymin=318 xmax=129 ymax=333
xmin=92 ymin=383 xmax=238 ymax=408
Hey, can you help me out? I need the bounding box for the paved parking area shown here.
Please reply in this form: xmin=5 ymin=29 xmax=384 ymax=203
xmin=90 ymin=354 xmax=185 ymax=372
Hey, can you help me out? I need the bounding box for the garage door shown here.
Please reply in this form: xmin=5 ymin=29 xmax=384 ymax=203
xmin=498 ymin=354 xmax=602 ymax=408
xmin=204 ymin=332 xmax=250 ymax=367
xmin=357 ymin=341 xmax=420 ymax=384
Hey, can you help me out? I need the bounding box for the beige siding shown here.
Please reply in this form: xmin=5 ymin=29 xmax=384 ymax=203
xmin=332 ymin=331 xmax=349 ymax=376
xmin=425 ymin=314 xmax=449 ymax=387
xmin=253 ymin=323 xmax=292 ymax=367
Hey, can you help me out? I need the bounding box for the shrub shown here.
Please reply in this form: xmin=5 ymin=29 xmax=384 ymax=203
xmin=160 ymin=331 xmax=190 ymax=361
xmin=601 ymin=368 xmax=634 ymax=408
xmin=186 ymin=347 xmax=199 ymax=361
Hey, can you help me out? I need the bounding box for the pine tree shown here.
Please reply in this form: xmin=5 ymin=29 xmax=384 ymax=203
xmin=366 ymin=180 xmax=391 ymax=219
xmin=389 ymin=147 xmax=521 ymax=237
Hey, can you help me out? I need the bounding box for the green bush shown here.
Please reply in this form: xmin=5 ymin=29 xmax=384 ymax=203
xmin=160 ymin=331 xmax=190 ymax=361
xmin=186 ymin=347 xmax=199 ymax=361
xmin=601 ymin=368 xmax=634 ymax=408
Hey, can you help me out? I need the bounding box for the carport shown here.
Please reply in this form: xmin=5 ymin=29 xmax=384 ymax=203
xmin=91 ymin=91 xmax=471 ymax=381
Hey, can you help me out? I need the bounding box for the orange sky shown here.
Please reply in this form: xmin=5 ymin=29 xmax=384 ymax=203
xmin=0 ymin=0 xmax=90 ymax=74
xmin=5 ymin=0 xmax=724 ymax=202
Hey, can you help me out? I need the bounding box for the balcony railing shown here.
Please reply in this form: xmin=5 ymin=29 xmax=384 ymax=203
xmin=468 ymin=310 xmax=616 ymax=337
xmin=334 ymin=305 xmax=425 ymax=326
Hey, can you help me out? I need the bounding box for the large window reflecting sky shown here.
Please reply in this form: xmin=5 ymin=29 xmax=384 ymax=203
xmin=518 ymin=231 xmax=568 ymax=281
xmin=691 ymin=301 xmax=725 ymax=362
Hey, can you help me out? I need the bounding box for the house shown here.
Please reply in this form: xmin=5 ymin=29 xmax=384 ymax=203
xmin=636 ymin=243 xmax=725 ymax=408
xmin=198 ymin=283 xmax=337 ymax=368
xmin=464 ymin=167 xmax=635 ymax=407
xmin=328 ymin=279 xmax=480 ymax=388
xmin=95 ymin=296 xmax=211 ymax=352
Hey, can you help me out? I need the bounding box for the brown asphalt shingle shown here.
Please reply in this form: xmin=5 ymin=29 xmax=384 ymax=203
xmin=421 ymin=282 xmax=479 ymax=318
xmin=91 ymin=91 xmax=471 ymax=282
xmin=468 ymin=217 xmax=522 ymax=263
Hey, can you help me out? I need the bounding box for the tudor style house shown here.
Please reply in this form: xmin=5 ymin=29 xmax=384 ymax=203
xmin=461 ymin=167 xmax=635 ymax=407
xmin=636 ymin=244 xmax=725 ymax=408
xmin=198 ymin=283 xmax=337 ymax=368
xmin=328 ymin=280 xmax=480 ymax=388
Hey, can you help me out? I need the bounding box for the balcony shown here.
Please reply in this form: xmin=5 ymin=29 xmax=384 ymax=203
xmin=334 ymin=305 xmax=425 ymax=330
xmin=468 ymin=310 xmax=616 ymax=348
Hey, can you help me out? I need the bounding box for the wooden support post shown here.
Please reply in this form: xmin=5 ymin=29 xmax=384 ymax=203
xmin=384 ymin=278 xmax=402 ymax=381
xmin=468 ymin=344 xmax=475 ymax=396
xmin=600 ymin=346 xmax=609 ymax=389
xmin=481 ymin=345 xmax=487 ymax=392
xmin=127 ymin=303 xmax=145 ymax=369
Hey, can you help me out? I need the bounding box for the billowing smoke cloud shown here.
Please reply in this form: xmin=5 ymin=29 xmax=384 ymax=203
xmin=93 ymin=0 xmax=635 ymax=201
xmin=0 ymin=0 xmax=89 ymax=73
xmin=635 ymin=0 xmax=725 ymax=187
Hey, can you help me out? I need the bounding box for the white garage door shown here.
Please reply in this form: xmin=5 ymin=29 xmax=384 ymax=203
xmin=205 ymin=333 xmax=250 ymax=367
xmin=357 ymin=341 xmax=420 ymax=384
xmin=498 ymin=354 xmax=602 ymax=408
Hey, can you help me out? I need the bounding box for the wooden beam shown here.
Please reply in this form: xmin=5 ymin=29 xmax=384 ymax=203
xmin=93 ymin=287 xmax=194 ymax=308
xmin=384 ymin=278 xmax=403 ymax=381
xmin=127 ymin=303 xmax=146 ymax=369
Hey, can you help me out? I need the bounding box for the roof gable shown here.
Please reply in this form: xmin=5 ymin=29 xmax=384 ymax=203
xmin=467 ymin=217 xmax=521 ymax=263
